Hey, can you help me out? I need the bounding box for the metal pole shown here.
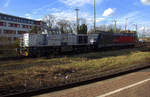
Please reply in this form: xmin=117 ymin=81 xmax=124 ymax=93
xmin=94 ymin=0 xmax=96 ymax=33
xmin=125 ymin=18 xmax=128 ymax=32
xmin=135 ymin=24 xmax=138 ymax=32
xmin=75 ymin=8 xmax=79 ymax=34
xmin=143 ymin=26 xmax=145 ymax=37
xmin=134 ymin=24 xmax=138 ymax=41
xmin=133 ymin=24 xmax=138 ymax=32
xmin=114 ymin=20 xmax=117 ymax=33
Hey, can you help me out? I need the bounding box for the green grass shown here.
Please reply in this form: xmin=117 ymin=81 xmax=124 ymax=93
xmin=0 ymin=47 xmax=150 ymax=95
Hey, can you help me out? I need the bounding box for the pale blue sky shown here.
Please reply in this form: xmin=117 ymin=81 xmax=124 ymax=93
xmin=0 ymin=0 xmax=150 ymax=33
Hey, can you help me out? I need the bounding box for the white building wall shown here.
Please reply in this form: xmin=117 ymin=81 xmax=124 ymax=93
xmin=0 ymin=13 xmax=43 ymax=46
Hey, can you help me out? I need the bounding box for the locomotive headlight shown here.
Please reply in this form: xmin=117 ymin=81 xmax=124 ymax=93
xmin=90 ymin=39 xmax=95 ymax=44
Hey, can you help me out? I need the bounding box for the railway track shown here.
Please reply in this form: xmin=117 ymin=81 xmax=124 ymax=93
xmin=0 ymin=46 xmax=143 ymax=61
xmin=0 ymin=56 xmax=27 ymax=61
xmin=2 ymin=63 xmax=150 ymax=97
xmin=0 ymin=46 xmax=150 ymax=97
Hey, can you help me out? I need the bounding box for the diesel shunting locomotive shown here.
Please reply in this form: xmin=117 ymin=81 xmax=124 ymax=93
xmin=17 ymin=31 xmax=137 ymax=57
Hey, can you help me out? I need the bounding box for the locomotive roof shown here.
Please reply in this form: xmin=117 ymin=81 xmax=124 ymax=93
xmin=98 ymin=31 xmax=137 ymax=36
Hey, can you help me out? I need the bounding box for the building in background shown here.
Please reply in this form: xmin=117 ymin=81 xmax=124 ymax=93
xmin=0 ymin=12 xmax=44 ymax=45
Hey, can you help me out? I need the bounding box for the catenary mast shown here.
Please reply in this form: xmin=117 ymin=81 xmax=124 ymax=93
xmin=94 ymin=0 xmax=96 ymax=33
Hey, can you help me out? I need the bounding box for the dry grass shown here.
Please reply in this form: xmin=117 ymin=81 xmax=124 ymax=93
xmin=0 ymin=47 xmax=150 ymax=95
xmin=0 ymin=50 xmax=17 ymax=59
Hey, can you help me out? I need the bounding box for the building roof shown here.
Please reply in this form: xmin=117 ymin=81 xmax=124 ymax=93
xmin=0 ymin=12 xmax=41 ymax=22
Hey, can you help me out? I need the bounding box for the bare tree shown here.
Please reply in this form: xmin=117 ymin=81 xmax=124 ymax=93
xmin=88 ymin=24 xmax=123 ymax=34
xmin=79 ymin=18 xmax=87 ymax=25
xmin=96 ymin=24 xmax=107 ymax=32
xmin=42 ymin=14 xmax=56 ymax=29
xmin=106 ymin=24 xmax=114 ymax=32
xmin=57 ymin=19 xmax=73 ymax=33
xmin=29 ymin=26 xmax=39 ymax=34
xmin=42 ymin=14 xmax=88 ymax=34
